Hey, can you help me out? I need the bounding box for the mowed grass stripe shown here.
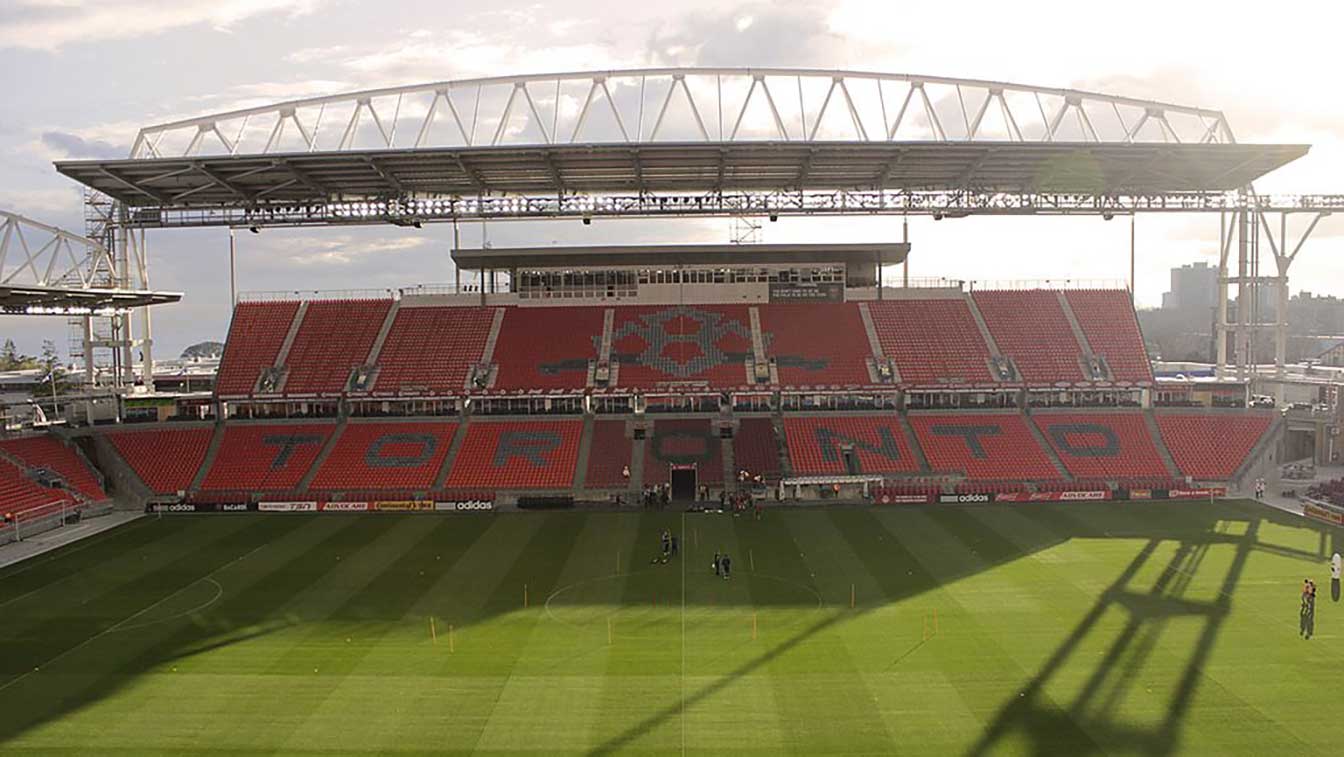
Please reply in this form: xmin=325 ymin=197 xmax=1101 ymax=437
xmin=2 ymin=515 xmax=378 ymax=755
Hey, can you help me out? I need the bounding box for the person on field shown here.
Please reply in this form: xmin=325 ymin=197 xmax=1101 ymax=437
xmin=721 ymin=553 xmax=732 ymax=580
xmin=1332 ymin=552 xmax=1342 ymax=602
xmin=670 ymin=533 xmax=679 ymax=557
xmin=713 ymin=551 xmax=721 ymax=576
xmin=1300 ymin=579 xmax=1316 ymax=639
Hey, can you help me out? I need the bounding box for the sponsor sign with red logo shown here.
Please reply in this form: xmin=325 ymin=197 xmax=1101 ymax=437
xmin=1128 ymin=489 xmax=1153 ymax=500
xmin=321 ymin=502 xmax=369 ymax=512
xmin=258 ymin=501 xmax=319 ymax=512
xmin=878 ymin=494 xmax=932 ymax=505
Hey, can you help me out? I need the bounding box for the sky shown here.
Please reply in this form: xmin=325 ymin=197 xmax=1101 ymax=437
xmin=2 ymin=0 xmax=1344 ymax=360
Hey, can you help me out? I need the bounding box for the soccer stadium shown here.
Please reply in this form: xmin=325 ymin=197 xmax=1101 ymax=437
xmin=2 ymin=54 xmax=1344 ymax=755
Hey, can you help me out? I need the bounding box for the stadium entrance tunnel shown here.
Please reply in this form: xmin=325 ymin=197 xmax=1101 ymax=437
xmin=0 ymin=503 xmax=1339 ymax=752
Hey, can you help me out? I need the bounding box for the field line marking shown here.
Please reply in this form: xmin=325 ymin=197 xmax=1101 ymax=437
xmin=0 ymin=541 xmax=265 ymax=695
xmin=112 ymin=578 xmax=224 ymax=633
xmin=0 ymin=517 xmax=155 ymax=607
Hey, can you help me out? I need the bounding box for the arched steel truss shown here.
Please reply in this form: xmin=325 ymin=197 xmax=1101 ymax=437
xmin=129 ymin=68 xmax=1236 ymax=159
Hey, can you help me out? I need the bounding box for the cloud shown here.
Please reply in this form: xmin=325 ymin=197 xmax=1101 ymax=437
xmin=39 ymin=130 xmax=122 ymax=159
xmin=269 ymin=235 xmax=431 ymax=266
xmin=0 ymin=0 xmax=325 ymax=51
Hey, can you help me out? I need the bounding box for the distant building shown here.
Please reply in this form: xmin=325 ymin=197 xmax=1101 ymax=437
xmin=1161 ymin=262 xmax=1216 ymax=312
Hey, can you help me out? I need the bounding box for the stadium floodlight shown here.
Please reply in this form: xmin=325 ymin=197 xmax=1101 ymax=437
xmin=248 ymin=226 xmax=259 ymax=234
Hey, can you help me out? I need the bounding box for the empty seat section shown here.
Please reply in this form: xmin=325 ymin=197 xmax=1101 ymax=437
xmin=909 ymin=413 xmax=1061 ymax=481
xmin=309 ymin=422 xmax=457 ymax=492
xmin=644 ymin=418 xmax=723 ymax=486
xmin=782 ymin=416 xmax=920 ymax=475
xmin=612 ymin=305 xmax=752 ymax=388
xmin=733 ymin=418 xmax=781 ymax=481
xmin=868 ymin=299 xmax=993 ymax=385
xmin=973 ymin=291 xmax=1085 ymax=383
xmin=493 ymin=306 xmax=603 ymax=390
xmin=0 ymin=457 xmax=71 ymax=514
xmin=1033 ymin=413 xmax=1168 ymax=479
xmin=1156 ymin=412 xmax=1273 ymax=480
xmin=760 ymin=303 xmax=872 ymax=386
xmin=107 ymin=427 xmax=213 ymax=494
xmin=200 ymin=423 xmax=334 ymax=492
xmin=584 ymin=420 xmax=631 ymax=488
xmin=373 ymin=305 xmax=493 ymax=394
xmin=1065 ymin=290 xmax=1153 ymax=383
xmin=0 ymin=436 xmax=105 ymax=500
xmin=281 ymin=299 xmax=392 ymax=394
xmin=214 ymin=301 xmax=300 ymax=395
xmin=444 ymin=420 xmax=581 ymax=489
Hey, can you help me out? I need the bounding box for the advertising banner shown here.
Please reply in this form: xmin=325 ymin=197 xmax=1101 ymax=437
xmin=372 ymin=500 xmax=434 ymax=512
xmin=321 ymin=502 xmax=370 ymax=512
xmin=1304 ymin=502 xmax=1344 ymax=527
xmin=258 ymin=501 xmax=319 ymax=512
xmin=767 ymin=282 xmax=844 ymax=303
xmin=1059 ymin=490 xmax=1108 ymax=502
xmin=1168 ymin=488 xmax=1227 ymax=500
xmin=938 ymin=493 xmax=993 ymax=505
xmin=877 ymin=494 xmax=932 ymax=505
xmin=435 ymin=500 xmax=495 ymax=512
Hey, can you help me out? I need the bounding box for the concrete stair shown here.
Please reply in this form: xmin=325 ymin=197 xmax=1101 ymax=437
xmin=297 ymin=419 xmax=346 ymax=492
xmin=364 ymin=300 xmax=401 ymax=366
xmin=269 ymin=301 xmax=309 ymax=394
xmin=573 ymin=414 xmax=595 ymax=490
xmin=897 ymin=414 xmax=932 ymax=474
xmin=1024 ymin=412 xmax=1072 ymax=481
xmin=1142 ymin=410 xmax=1184 ymax=481
xmin=187 ymin=422 xmax=227 ymax=493
xmin=432 ymin=421 xmax=472 ymax=491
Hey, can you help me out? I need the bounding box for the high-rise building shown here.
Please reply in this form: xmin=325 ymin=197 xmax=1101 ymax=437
xmin=1161 ymin=262 xmax=1217 ymax=312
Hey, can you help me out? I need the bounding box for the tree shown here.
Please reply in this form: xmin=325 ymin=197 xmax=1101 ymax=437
xmin=0 ymin=339 xmax=37 ymax=371
xmin=31 ymin=340 xmax=70 ymax=408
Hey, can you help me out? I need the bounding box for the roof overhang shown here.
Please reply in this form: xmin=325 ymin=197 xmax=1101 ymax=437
xmin=54 ymin=141 xmax=1309 ymax=210
xmin=452 ymin=242 xmax=910 ymax=270
xmin=0 ymin=285 xmax=182 ymax=314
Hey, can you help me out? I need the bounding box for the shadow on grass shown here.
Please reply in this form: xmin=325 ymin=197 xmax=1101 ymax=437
xmin=0 ymin=500 xmax=1336 ymax=751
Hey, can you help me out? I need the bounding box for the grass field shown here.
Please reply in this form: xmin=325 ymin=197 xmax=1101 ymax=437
xmin=0 ymin=500 xmax=1340 ymax=755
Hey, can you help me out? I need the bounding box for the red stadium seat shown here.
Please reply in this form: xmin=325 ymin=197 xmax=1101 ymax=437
xmin=908 ymin=413 xmax=1062 ymax=481
xmin=1064 ymin=290 xmax=1153 ymax=383
xmin=643 ymin=418 xmax=724 ymax=486
xmin=1155 ymin=412 xmax=1274 ymax=480
xmin=308 ymin=421 xmax=457 ymax=492
xmin=759 ymin=303 xmax=872 ymax=386
xmin=1032 ymin=412 xmax=1169 ymax=479
xmin=444 ymin=420 xmax=582 ymax=489
xmin=868 ymin=299 xmax=994 ymax=385
xmin=493 ymin=306 xmax=603 ymax=390
xmin=373 ymin=305 xmax=495 ymax=395
xmin=611 ymin=305 xmax=753 ymax=389
xmin=0 ymin=436 xmax=106 ymax=500
xmin=584 ymin=420 xmax=632 ymax=488
xmin=0 ymin=457 xmax=72 ymax=516
xmin=782 ymin=415 xmax=920 ymax=475
xmin=106 ymin=427 xmax=213 ymax=495
xmin=973 ymin=291 xmax=1086 ymax=383
xmin=733 ymin=417 xmax=781 ymax=482
xmin=199 ymin=423 xmax=335 ymax=492
xmin=281 ymin=299 xmax=392 ymax=394
xmin=214 ymin=301 xmax=300 ymax=395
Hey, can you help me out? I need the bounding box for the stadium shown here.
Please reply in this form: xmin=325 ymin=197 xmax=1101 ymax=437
xmin=1 ymin=63 xmax=1342 ymax=754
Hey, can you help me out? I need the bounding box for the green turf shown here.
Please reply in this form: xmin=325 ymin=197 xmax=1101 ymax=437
xmin=0 ymin=500 xmax=1340 ymax=755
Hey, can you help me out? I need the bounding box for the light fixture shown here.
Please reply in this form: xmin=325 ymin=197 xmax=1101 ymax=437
xmin=582 ymin=215 xmax=592 ymax=226
xmin=768 ymin=213 xmax=778 ymax=222
xmin=1102 ymin=212 xmax=1115 ymax=221
xmin=248 ymin=226 xmax=259 ymax=234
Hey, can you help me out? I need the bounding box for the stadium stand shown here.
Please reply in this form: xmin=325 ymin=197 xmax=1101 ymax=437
xmin=760 ymin=303 xmax=872 ymax=386
xmin=1306 ymin=479 xmax=1344 ymax=507
xmin=611 ymin=305 xmax=753 ymax=388
xmin=1155 ymin=412 xmax=1274 ymax=480
xmin=199 ymin=423 xmax=335 ymax=492
xmin=372 ymin=305 xmax=494 ymax=394
xmin=493 ymin=306 xmax=603 ymax=390
xmin=973 ymin=290 xmax=1086 ymax=383
xmin=643 ymin=418 xmax=724 ymax=485
xmin=214 ymin=300 xmax=300 ymax=395
xmin=867 ymin=299 xmax=994 ymax=385
xmin=1064 ymin=290 xmax=1153 ymax=383
xmin=908 ymin=413 xmax=1062 ymax=481
xmin=281 ymin=299 xmax=392 ymax=394
xmin=733 ymin=417 xmax=782 ymax=482
xmin=0 ymin=436 xmax=106 ymax=500
xmin=583 ymin=420 xmax=631 ymax=488
xmin=1033 ymin=412 xmax=1170 ymax=479
xmin=782 ymin=415 xmax=920 ymax=475
xmin=444 ymin=420 xmax=582 ymax=489
xmin=308 ymin=422 xmax=457 ymax=492
xmin=0 ymin=457 xmax=71 ymax=513
xmin=107 ymin=427 xmax=214 ymax=495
